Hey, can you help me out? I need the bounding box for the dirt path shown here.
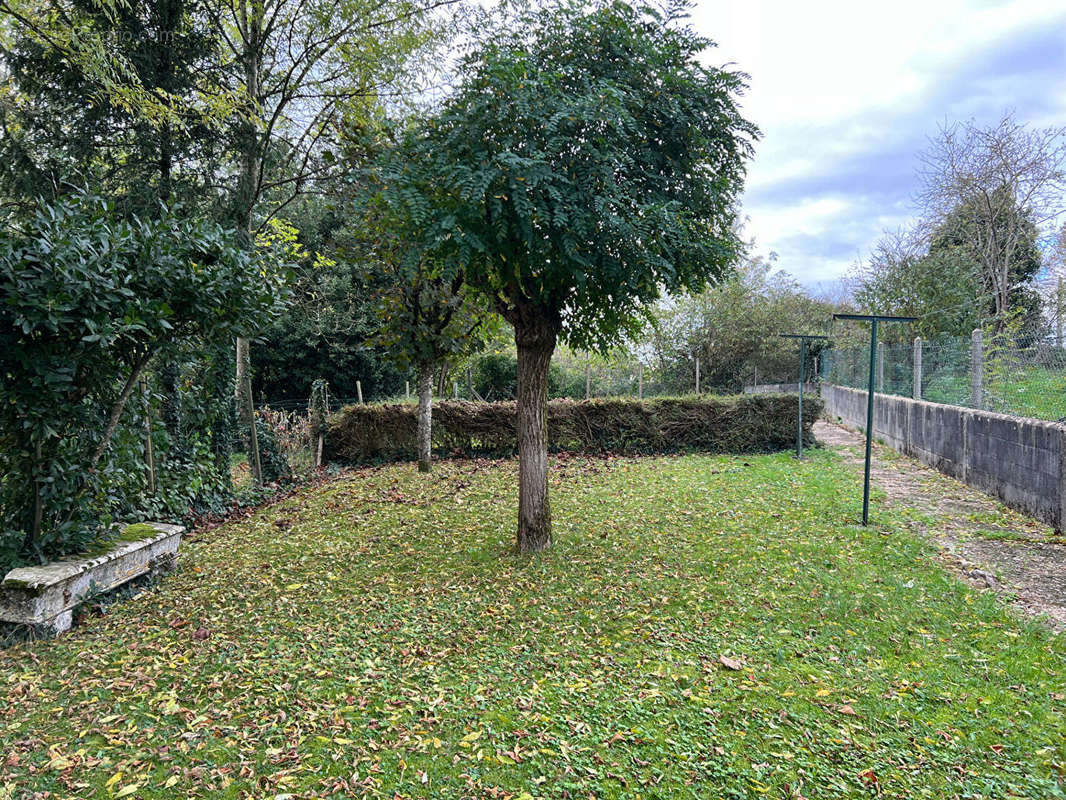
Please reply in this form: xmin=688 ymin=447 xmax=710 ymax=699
xmin=815 ymin=420 xmax=1066 ymax=631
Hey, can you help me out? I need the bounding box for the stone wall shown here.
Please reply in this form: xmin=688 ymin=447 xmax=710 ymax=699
xmin=820 ymin=383 xmax=1066 ymax=530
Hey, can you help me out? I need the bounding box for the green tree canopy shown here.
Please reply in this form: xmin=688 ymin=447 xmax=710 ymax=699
xmin=0 ymin=0 xmax=222 ymax=212
xmin=649 ymin=254 xmax=835 ymax=392
xmin=387 ymin=0 xmax=757 ymax=550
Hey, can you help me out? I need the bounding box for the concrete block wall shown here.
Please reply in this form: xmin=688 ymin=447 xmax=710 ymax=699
xmin=820 ymin=383 xmax=1066 ymax=530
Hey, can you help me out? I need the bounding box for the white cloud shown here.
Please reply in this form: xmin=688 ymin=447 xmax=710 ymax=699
xmin=690 ymin=0 xmax=1066 ymax=285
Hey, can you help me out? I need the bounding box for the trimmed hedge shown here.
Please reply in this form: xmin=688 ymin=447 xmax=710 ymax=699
xmin=325 ymin=394 xmax=823 ymax=464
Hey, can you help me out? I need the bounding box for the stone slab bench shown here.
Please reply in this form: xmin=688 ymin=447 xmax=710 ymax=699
xmin=0 ymin=522 xmax=184 ymax=635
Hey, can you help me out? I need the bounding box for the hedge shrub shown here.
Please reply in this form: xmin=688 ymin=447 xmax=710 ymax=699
xmin=0 ymin=192 xmax=290 ymax=571
xmin=325 ymin=394 xmax=823 ymax=464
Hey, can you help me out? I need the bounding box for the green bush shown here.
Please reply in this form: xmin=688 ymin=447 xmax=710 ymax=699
xmin=471 ymin=353 xmax=619 ymax=400
xmin=325 ymin=394 xmax=822 ymax=464
xmin=0 ymin=193 xmax=291 ymax=571
xmin=472 ymin=353 xmax=518 ymax=400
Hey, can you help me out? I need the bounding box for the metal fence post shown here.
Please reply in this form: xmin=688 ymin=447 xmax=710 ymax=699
xmin=971 ymin=328 xmax=983 ymax=409
xmin=876 ymin=342 xmax=884 ymax=393
xmin=912 ymin=337 xmax=922 ymax=400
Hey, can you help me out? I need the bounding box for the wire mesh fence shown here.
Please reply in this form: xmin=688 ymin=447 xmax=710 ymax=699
xmin=824 ymin=333 xmax=1066 ymax=422
xmin=255 ymin=356 xmax=716 ymax=411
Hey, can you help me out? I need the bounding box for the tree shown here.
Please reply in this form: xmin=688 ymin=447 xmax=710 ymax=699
xmin=0 ymin=0 xmax=220 ymax=214
xmin=0 ymin=0 xmax=196 ymax=131
xmin=647 ymin=255 xmax=834 ymax=391
xmin=392 ymin=0 xmax=756 ymax=550
xmin=852 ymin=227 xmax=985 ymax=340
xmin=917 ymin=113 xmax=1066 ymax=327
xmin=375 ymin=257 xmax=492 ymax=472
xmin=200 ymin=0 xmax=460 ymax=486
xmin=853 ymin=182 xmax=1049 ymax=343
xmin=929 ymin=189 xmax=1045 ymax=333
xmin=360 ymin=135 xmax=495 ymax=471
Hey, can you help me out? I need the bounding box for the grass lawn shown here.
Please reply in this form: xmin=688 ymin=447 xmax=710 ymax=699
xmin=983 ymin=366 xmax=1066 ymax=421
xmin=922 ymin=365 xmax=1066 ymax=421
xmin=2 ymin=450 xmax=1065 ymax=799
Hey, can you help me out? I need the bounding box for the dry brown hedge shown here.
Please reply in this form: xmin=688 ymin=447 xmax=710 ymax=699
xmin=324 ymin=394 xmax=823 ymax=464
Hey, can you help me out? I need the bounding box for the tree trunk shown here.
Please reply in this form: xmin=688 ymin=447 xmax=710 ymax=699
xmin=514 ymin=312 xmax=558 ymax=552
xmin=90 ymin=352 xmax=153 ymax=470
xmin=233 ymin=0 xmax=264 ymax=487
xmin=416 ymin=362 xmax=434 ymax=473
xmin=25 ymin=440 xmax=43 ymax=555
xmin=54 ymin=352 xmax=154 ymax=536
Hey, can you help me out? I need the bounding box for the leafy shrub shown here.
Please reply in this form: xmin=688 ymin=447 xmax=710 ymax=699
xmin=0 ymin=193 xmax=291 ymax=571
xmin=472 ymin=353 xmax=628 ymax=400
xmin=548 ymin=362 xmax=589 ymax=400
xmin=325 ymin=394 xmax=822 ymax=464
xmin=472 ymin=353 xmax=518 ymax=400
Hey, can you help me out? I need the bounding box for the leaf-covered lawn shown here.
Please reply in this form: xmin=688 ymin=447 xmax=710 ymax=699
xmin=2 ymin=450 xmax=1065 ymax=799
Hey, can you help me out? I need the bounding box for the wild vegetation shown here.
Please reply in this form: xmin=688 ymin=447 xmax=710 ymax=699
xmin=3 ymin=0 xmax=1066 ymax=795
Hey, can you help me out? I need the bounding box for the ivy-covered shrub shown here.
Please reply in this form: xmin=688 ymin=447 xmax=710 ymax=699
xmin=0 ymin=193 xmax=291 ymax=572
xmin=325 ymin=394 xmax=823 ymax=464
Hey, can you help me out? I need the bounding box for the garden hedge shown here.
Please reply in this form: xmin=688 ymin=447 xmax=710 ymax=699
xmin=324 ymin=394 xmax=823 ymax=464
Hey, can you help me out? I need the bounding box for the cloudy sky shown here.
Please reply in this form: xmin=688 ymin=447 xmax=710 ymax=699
xmin=692 ymin=0 xmax=1066 ymax=289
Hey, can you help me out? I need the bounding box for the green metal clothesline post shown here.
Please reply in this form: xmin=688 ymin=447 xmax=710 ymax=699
xmin=779 ymin=334 xmax=829 ymax=459
xmin=832 ymin=313 xmax=917 ymax=525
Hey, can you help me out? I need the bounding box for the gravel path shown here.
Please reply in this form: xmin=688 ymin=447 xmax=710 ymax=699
xmin=816 ymin=419 xmax=1066 ymax=630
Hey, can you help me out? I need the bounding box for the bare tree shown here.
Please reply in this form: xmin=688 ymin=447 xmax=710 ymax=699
xmin=917 ymin=113 xmax=1066 ymax=326
xmin=204 ymin=0 xmax=461 ymax=483
xmin=1041 ymin=222 xmax=1066 ymax=345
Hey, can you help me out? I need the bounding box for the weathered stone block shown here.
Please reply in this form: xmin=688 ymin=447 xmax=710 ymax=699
xmin=0 ymin=522 xmax=183 ymax=635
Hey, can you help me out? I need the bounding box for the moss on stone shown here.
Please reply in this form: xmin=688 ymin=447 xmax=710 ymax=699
xmin=117 ymin=523 xmax=160 ymax=542
xmin=79 ymin=524 xmax=159 ymax=558
xmin=1 ymin=575 xmax=44 ymax=595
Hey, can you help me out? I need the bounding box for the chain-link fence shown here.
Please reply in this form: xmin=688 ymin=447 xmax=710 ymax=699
xmin=824 ymin=333 xmax=1066 ymax=422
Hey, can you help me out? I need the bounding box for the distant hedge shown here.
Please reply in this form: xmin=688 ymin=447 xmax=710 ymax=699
xmin=324 ymin=394 xmax=823 ymax=464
